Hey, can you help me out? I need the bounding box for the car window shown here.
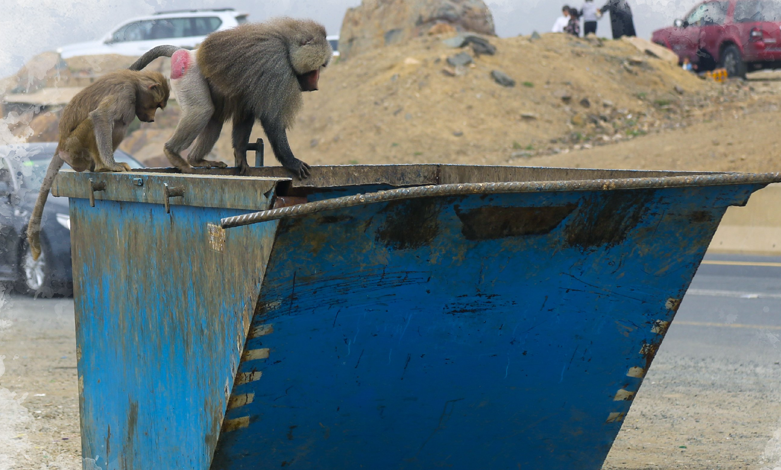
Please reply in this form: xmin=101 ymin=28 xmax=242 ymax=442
xmin=329 ymin=39 xmax=339 ymax=52
xmin=112 ymin=21 xmax=154 ymax=42
xmin=236 ymin=15 xmax=248 ymax=25
xmin=735 ymin=0 xmax=781 ymax=22
xmin=686 ymin=2 xmax=729 ymax=26
xmin=192 ymin=17 xmax=223 ymax=36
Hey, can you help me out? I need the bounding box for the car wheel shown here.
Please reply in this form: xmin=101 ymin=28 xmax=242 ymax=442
xmin=721 ymin=44 xmax=747 ymax=79
xmin=15 ymin=235 xmax=71 ymax=298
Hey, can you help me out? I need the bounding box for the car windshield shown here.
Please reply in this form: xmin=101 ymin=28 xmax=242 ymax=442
xmin=735 ymin=0 xmax=781 ymax=22
xmin=3 ymin=145 xmax=143 ymax=190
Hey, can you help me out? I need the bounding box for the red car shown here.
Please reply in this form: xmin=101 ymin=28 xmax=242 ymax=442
xmin=652 ymin=0 xmax=781 ymax=78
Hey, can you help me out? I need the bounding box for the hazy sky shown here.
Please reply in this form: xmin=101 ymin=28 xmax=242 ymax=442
xmin=0 ymin=0 xmax=700 ymax=79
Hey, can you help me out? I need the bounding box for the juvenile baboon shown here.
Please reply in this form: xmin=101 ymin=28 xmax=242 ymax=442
xmin=129 ymin=17 xmax=332 ymax=178
xmin=27 ymin=70 xmax=169 ymax=260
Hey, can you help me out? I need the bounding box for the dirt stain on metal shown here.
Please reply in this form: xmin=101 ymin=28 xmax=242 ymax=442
xmin=376 ymin=199 xmax=440 ymax=249
xmin=455 ymin=204 xmax=576 ymax=241
xmin=565 ymin=191 xmax=654 ymax=250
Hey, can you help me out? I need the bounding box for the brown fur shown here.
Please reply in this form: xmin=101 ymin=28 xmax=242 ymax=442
xmin=129 ymin=18 xmax=332 ymax=178
xmin=27 ymin=70 xmax=169 ymax=261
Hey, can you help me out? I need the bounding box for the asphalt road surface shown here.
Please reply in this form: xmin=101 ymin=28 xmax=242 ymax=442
xmin=1 ymin=254 xmax=781 ymax=469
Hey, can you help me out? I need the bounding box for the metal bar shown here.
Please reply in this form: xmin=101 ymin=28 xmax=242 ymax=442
xmin=220 ymin=172 xmax=781 ymax=229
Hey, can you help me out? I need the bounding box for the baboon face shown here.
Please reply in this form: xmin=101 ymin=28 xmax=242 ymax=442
xmin=136 ymin=83 xmax=169 ymax=123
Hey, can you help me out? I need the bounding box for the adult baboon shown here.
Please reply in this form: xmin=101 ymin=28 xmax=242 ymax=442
xmin=27 ymin=70 xmax=169 ymax=260
xmin=130 ymin=17 xmax=332 ymax=178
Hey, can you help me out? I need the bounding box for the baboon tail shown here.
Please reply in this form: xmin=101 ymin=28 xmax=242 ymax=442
xmin=27 ymin=151 xmax=65 ymax=261
xmin=129 ymin=45 xmax=181 ymax=71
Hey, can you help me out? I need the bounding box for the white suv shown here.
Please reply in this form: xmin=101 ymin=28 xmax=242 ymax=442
xmin=57 ymin=8 xmax=248 ymax=59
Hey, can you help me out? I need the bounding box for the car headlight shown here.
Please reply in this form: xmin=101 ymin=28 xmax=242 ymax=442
xmin=56 ymin=213 xmax=70 ymax=230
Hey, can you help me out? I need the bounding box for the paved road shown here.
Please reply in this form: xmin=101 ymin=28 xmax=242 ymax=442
xmin=666 ymin=254 xmax=781 ymax=362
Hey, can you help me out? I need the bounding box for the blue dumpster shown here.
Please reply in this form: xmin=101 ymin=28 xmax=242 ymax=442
xmin=53 ymin=165 xmax=780 ymax=469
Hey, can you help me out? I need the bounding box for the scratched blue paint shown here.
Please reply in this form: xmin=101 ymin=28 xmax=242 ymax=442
xmin=64 ymin=171 xmax=765 ymax=469
xmin=212 ymin=185 xmax=757 ymax=470
xmin=70 ymin=199 xmax=277 ymax=469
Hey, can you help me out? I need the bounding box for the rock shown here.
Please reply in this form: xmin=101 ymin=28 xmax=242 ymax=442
xmin=490 ymin=70 xmax=515 ymax=87
xmin=310 ymin=139 xmax=319 ymax=148
xmin=339 ymin=0 xmax=496 ymax=60
xmin=555 ymin=90 xmax=573 ymax=103
xmin=628 ymin=56 xmax=646 ymax=66
xmin=621 ymin=36 xmax=679 ymax=64
xmin=674 ymin=84 xmax=685 ymax=95
xmin=580 ymin=98 xmax=591 ymax=108
xmin=447 ymin=52 xmax=473 ymax=67
xmin=511 ymin=151 xmax=534 ymax=159
xmin=571 ymin=114 xmax=586 ymax=127
xmin=603 ymin=100 xmax=614 ymax=108
xmin=521 ymin=113 xmax=538 ymax=120
xmin=404 ymin=57 xmax=421 ymax=65
xmin=428 ymin=23 xmax=457 ymax=35
xmin=453 ymin=131 xmax=464 ymax=137
xmin=530 ymin=31 xmax=542 ymax=41
xmin=466 ymin=36 xmax=496 ymax=56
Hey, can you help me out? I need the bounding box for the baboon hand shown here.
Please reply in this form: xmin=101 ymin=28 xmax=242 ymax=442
xmin=236 ymin=159 xmax=251 ymax=176
xmin=284 ymin=159 xmax=311 ymax=180
xmin=94 ymin=162 xmax=132 ymax=172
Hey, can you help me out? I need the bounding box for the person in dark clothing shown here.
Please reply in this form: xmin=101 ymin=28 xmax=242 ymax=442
xmin=565 ymin=7 xmax=581 ymax=37
xmin=599 ymin=0 xmax=636 ymax=39
xmin=580 ymin=0 xmax=600 ymax=36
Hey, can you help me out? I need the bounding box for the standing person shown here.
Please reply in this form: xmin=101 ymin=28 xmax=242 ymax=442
xmin=599 ymin=0 xmax=636 ymax=39
xmin=552 ymin=5 xmax=571 ymax=33
xmin=565 ymin=7 xmax=581 ymax=37
xmin=580 ymin=0 xmax=600 ymax=36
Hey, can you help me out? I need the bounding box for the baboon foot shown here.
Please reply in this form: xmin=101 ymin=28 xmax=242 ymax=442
xmin=190 ymin=159 xmax=228 ymax=169
xmin=164 ymin=147 xmax=195 ymax=174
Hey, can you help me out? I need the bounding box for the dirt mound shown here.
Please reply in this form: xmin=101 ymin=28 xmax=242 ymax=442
xmin=6 ymin=33 xmax=722 ymax=170
xmin=279 ymin=32 xmax=713 ymax=168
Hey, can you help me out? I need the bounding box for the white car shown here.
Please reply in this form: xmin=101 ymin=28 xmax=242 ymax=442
xmin=57 ymin=8 xmax=248 ymax=59
xmin=327 ymin=35 xmax=340 ymax=58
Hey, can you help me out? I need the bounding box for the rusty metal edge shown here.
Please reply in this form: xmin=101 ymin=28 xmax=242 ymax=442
xmin=220 ymin=172 xmax=781 ymax=229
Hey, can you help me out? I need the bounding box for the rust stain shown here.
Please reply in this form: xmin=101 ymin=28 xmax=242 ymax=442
xmin=565 ymin=190 xmax=653 ymax=250
xmin=666 ymin=298 xmax=682 ymax=312
xmin=241 ymin=348 xmax=270 ymax=362
xmin=376 ymin=199 xmax=440 ymax=250
xmin=605 ymin=412 xmax=626 ymax=423
xmin=273 ymin=196 xmax=307 ymax=209
xmin=651 ymin=320 xmax=671 ymax=335
xmin=613 ymin=389 xmax=635 ymax=401
xmin=227 ymin=393 xmax=255 ymax=410
xmin=222 ymin=416 xmax=250 ymax=433
xmin=248 ymin=324 xmax=274 ymax=339
xmin=454 ymin=204 xmax=576 ymax=241
xmin=235 ymin=371 xmax=263 ymax=386
xmin=626 ymin=367 xmax=645 ymax=378
xmin=640 ymin=340 xmax=661 ymax=371
xmin=207 ymin=223 xmax=226 ymax=252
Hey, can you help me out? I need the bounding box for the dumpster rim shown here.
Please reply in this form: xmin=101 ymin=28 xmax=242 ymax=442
xmin=220 ymin=171 xmax=781 ymax=228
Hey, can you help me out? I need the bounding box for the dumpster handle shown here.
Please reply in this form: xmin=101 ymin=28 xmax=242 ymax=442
xmin=88 ymin=179 xmax=106 ymax=208
xmin=219 ymin=172 xmax=781 ymax=229
xmin=163 ymin=184 xmax=185 ymax=214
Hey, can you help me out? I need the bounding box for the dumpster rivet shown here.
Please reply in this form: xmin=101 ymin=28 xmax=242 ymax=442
xmin=133 ymin=178 xmax=144 ymax=187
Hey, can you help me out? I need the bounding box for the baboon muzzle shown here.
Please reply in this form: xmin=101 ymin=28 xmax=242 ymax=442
xmin=297 ymin=69 xmax=320 ymax=92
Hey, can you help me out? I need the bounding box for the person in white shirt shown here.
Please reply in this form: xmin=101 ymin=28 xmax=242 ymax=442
xmin=580 ymin=0 xmax=600 ymax=35
xmin=551 ymin=5 xmax=571 ymax=33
